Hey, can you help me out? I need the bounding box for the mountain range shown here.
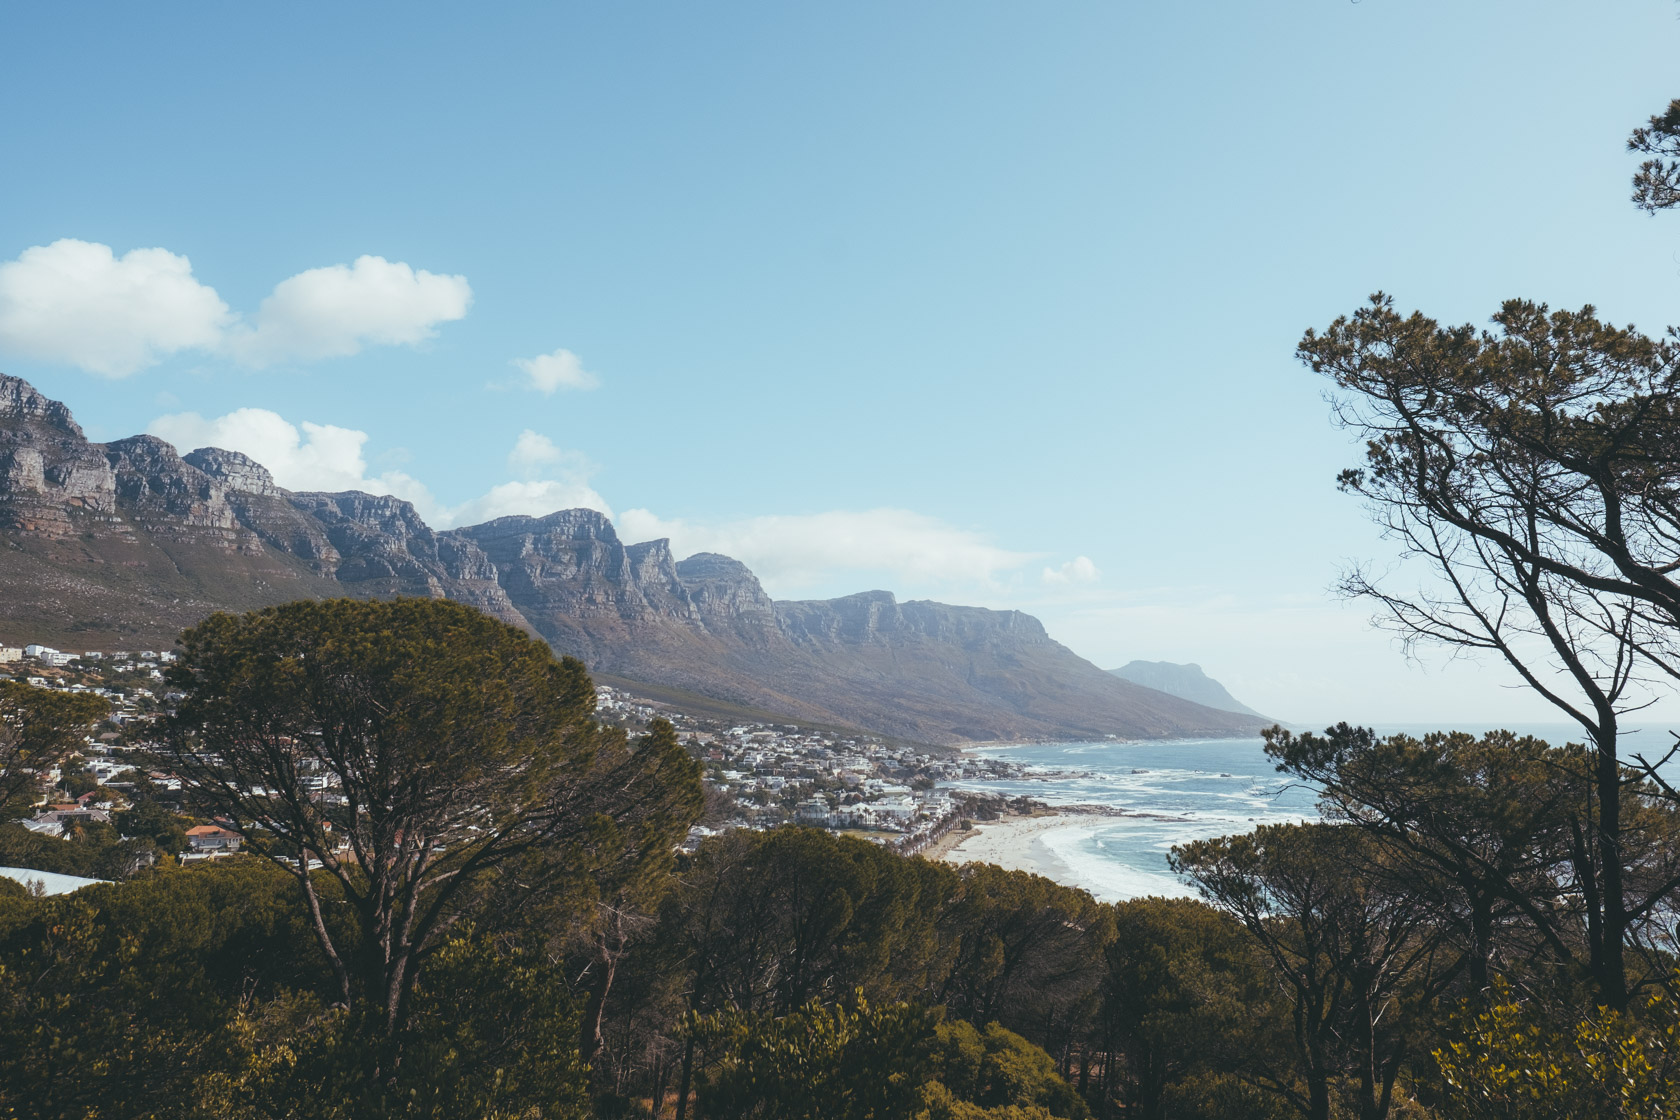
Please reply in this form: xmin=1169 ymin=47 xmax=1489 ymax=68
xmin=0 ymin=374 xmax=1266 ymax=745
xmin=1108 ymin=660 xmax=1267 ymax=719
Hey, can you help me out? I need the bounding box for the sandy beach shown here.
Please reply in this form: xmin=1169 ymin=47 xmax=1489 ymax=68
xmin=923 ymin=806 xmax=1206 ymax=902
xmin=928 ymin=812 xmax=1087 ymax=882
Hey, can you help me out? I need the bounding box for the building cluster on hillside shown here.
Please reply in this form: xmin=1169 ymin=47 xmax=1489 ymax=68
xmin=1 ymin=659 xmax=1029 ymax=872
xmin=0 ymin=643 xmax=232 ymax=866
xmin=0 ymin=641 xmax=174 ymax=726
xmin=592 ymin=684 xmax=1028 ymax=854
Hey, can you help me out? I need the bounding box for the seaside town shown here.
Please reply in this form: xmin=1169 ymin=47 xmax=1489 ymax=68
xmin=1 ymin=641 xmax=1043 ymax=885
xmin=591 ymin=684 xmax=1043 ymax=855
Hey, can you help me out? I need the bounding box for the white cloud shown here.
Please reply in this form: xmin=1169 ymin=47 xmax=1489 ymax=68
xmin=514 ymin=348 xmax=600 ymax=393
xmin=0 ymin=239 xmax=232 ymax=376
xmin=0 ymin=240 xmax=471 ymax=375
xmin=616 ymin=507 xmax=1037 ymax=593
xmin=509 ymin=429 xmax=565 ymax=475
xmin=146 ymin=409 xmax=608 ymax=529
xmin=1042 ymin=556 xmax=1101 ymax=585
xmin=230 ymin=255 xmax=471 ymax=365
xmin=147 ymin=407 xmax=431 ymax=501
xmin=446 ymin=479 xmax=613 ymax=527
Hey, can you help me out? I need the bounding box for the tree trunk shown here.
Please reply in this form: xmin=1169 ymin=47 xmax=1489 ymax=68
xmin=1308 ymin=1073 xmax=1331 ymax=1120
xmin=581 ymin=951 xmax=618 ymax=1066
xmin=652 ymin=1056 xmax=670 ymax=1119
xmin=1595 ymin=719 xmax=1629 ymax=1010
xmin=296 ymin=859 xmax=352 ymax=1007
xmin=1467 ymin=887 xmax=1492 ymax=994
xmin=674 ymin=1034 xmax=696 ymax=1120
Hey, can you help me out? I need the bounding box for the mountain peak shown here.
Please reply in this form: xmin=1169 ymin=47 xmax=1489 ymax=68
xmin=0 ymin=373 xmax=85 ymax=440
xmin=463 ymin=507 xmax=620 ymax=543
xmin=676 ymin=551 xmax=756 ymax=581
xmin=184 ymin=446 xmax=284 ymax=497
xmin=1109 ymin=660 xmax=1266 ymax=720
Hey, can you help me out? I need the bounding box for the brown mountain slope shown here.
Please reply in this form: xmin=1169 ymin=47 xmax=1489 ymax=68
xmin=0 ymin=374 xmax=1266 ymax=744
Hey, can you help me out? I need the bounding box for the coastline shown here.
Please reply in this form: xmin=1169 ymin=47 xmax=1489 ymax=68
xmin=932 ymin=736 xmax=1305 ymax=902
xmin=925 ymin=804 xmax=1202 ymax=901
xmin=927 ymin=811 xmax=1081 ymax=878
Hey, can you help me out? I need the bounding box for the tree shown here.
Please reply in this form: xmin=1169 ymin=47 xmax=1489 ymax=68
xmin=0 ymin=860 xmax=331 ymax=1120
xmin=1433 ymin=979 xmax=1680 ymax=1119
xmin=1096 ymin=897 xmax=1279 ymax=1120
xmin=1173 ymin=823 xmax=1451 ymax=1120
xmin=1265 ymin=725 xmax=1600 ymax=994
xmin=566 ymin=716 xmax=705 ymax=1072
xmin=1298 ymin=295 xmax=1680 ymax=1007
xmin=689 ymin=997 xmax=1088 ymax=1120
xmin=653 ymin=828 xmax=959 ymax=1119
xmin=933 ymin=864 xmax=1114 ymax=1060
xmin=0 ymin=681 xmax=106 ymax=814
xmin=1629 ymin=98 xmax=1680 ymax=213
xmin=154 ymin=597 xmax=702 ymax=1076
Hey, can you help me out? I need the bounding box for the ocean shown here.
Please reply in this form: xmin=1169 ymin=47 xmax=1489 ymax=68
xmin=939 ymin=721 xmax=1680 ymax=902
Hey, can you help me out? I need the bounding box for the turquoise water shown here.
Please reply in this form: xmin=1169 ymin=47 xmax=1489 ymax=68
xmin=941 ymin=736 xmax=1313 ymax=899
xmin=940 ymin=721 xmax=1680 ymax=901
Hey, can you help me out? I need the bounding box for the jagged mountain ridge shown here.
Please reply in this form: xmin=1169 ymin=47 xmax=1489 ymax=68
xmin=0 ymin=374 xmax=1265 ymax=744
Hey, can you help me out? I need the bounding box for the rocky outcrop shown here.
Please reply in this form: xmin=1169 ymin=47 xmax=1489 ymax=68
xmin=776 ymin=592 xmax=1047 ymax=649
xmin=677 ymin=552 xmax=780 ymax=647
xmin=283 ymin=492 xmax=531 ymax=630
xmin=450 ymin=512 xmax=702 ymax=662
xmin=0 ymin=376 xmax=118 ymax=533
xmin=184 ymin=447 xmax=285 ymax=499
xmin=104 ymin=436 xmax=246 ymax=544
xmin=290 ymin=492 xmax=445 ymax=595
xmin=0 ymin=373 xmax=1268 ymax=745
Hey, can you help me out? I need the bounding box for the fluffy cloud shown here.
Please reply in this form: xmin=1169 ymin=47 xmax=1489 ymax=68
xmin=509 ymin=429 xmax=565 ymax=475
xmin=446 ymin=479 xmax=613 ymax=527
xmin=1042 ymin=556 xmax=1101 ymax=585
xmin=514 ymin=348 xmax=600 ymax=393
xmin=615 ymin=507 xmax=1037 ymax=593
xmin=0 ymin=239 xmax=232 ymax=376
xmin=230 ymin=255 xmax=471 ymax=365
xmin=146 ymin=410 xmax=608 ymax=529
xmin=0 ymin=240 xmax=470 ymax=375
xmin=147 ymin=407 xmax=431 ymax=500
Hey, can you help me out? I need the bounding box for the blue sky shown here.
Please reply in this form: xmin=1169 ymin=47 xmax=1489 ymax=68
xmin=3 ymin=1 xmax=1679 ymax=725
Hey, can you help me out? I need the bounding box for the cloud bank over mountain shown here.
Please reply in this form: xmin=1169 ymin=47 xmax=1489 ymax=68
xmin=617 ymin=507 xmax=1042 ymax=595
xmin=147 ymin=408 xmax=611 ymax=529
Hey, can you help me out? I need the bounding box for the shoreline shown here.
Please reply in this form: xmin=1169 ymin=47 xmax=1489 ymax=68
xmin=925 ymin=805 xmax=1200 ymax=901
xmin=928 ymin=811 xmax=1079 ymax=876
xmin=954 ymin=732 xmax=1271 ymax=756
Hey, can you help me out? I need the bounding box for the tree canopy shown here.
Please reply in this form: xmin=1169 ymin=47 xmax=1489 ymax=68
xmin=0 ymin=680 xmax=107 ymax=814
xmin=154 ymin=597 xmax=702 ymax=1074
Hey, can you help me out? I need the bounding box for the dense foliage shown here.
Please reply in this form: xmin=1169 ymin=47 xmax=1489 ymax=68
xmin=11 ymin=735 xmax=1680 ymax=1120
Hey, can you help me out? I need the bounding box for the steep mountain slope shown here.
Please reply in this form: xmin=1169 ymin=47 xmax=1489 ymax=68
xmin=0 ymin=374 xmax=1266 ymax=744
xmin=1109 ymin=660 xmax=1267 ymax=719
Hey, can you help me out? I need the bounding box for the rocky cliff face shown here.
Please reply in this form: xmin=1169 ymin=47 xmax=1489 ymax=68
xmin=184 ymin=447 xmax=285 ymax=499
xmin=0 ymin=373 xmax=1266 ymax=744
xmin=0 ymin=376 xmax=118 ymax=533
xmin=448 ymin=511 xmax=700 ymax=660
xmin=676 ymin=552 xmax=781 ymax=647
